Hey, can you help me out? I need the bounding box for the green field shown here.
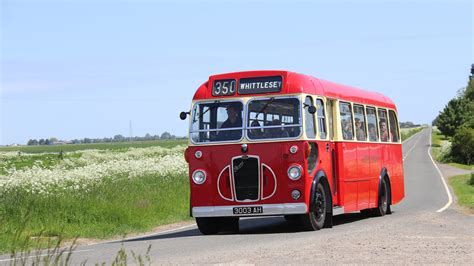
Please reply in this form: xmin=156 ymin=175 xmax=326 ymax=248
xmin=0 ymin=141 xmax=190 ymax=253
xmin=0 ymin=139 xmax=188 ymax=153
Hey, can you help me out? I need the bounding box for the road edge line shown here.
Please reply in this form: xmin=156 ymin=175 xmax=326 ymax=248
xmin=428 ymin=128 xmax=453 ymax=213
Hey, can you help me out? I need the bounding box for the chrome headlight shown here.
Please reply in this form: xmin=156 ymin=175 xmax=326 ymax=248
xmin=287 ymin=165 xmax=302 ymax=180
xmin=192 ymin=169 xmax=206 ymax=185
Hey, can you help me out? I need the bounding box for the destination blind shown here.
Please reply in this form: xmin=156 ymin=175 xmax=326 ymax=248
xmin=238 ymin=76 xmax=282 ymax=94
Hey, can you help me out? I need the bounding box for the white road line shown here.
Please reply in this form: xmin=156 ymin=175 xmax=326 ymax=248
xmin=403 ymin=131 xmax=424 ymax=161
xmin=427 ymin=128 xmax=453 ymax=213
xmin=0 ymin=249 xmax=94 ymax=262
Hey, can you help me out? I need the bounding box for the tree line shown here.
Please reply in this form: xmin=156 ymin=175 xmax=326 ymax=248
xmin=433 ymin=65 xmax=474 ymax=165
xmin=27 ymin=132 xmax=184 ymax=146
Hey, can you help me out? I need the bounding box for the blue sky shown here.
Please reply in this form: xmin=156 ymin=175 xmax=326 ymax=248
xmin=1 ymin=0 xmax=472 ymax=145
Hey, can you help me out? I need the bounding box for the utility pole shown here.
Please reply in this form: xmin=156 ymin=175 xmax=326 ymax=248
xmin=129 ymin=120 xmax=133 ymax=141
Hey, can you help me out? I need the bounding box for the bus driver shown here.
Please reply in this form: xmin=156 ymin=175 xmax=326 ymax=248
xmin=217 ymin=105 xmax=242 ymax=140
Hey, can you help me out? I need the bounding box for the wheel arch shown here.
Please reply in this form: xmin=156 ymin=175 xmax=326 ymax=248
xmin=309 ymin=170 xmax=333 ymax=213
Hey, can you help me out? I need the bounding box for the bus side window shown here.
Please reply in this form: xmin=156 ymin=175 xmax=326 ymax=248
xmin=378 ymin=109 xmax=389 ymax=142
xmin=366 ymin=106 xmax=379 ymax=141
xmin=316 ymin=99 xmax=327 ymax=139
xmin=389 ymin=110 xmax=400 ymax=142
xmin=304 ymin=96 xmax=316 ymax=138
xmin=339 ymin=102 xmax=354 ymax=140
xmin=353 ymin=104 xmax=367 ymax=141
xmin=326 ymin=100 xmax=334 ymax=140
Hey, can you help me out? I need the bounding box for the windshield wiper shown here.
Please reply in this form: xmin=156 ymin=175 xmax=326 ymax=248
xmin=255 ymin=97 xmax=275 ymax=119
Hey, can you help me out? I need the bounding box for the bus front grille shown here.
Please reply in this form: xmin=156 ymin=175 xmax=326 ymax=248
xmin=232 ymin=157 xmax=259 ymax=201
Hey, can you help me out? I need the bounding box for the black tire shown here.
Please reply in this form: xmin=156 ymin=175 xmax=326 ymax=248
xmin=372 ymin=177 xmax=390 ymax=217
xmin=196 ymin=217 xmax=219 ymax=235
xmin=301 ymin=182 xmax=327 ymax=231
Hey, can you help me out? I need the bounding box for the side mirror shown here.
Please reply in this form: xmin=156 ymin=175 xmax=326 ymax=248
xmin=308 ymin=105 xmax=317 ymax=114
xmin=180 ymin=112 xmax=189 ymax=120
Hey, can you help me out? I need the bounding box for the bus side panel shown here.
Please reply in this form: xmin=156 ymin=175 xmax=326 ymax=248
xmin=390 ymin=144 xmax=404 ymax=204
xmin=356 ymin=143 xmax=370 ymax=210
xmin=338 ymin=142 xmax=358 ymax=212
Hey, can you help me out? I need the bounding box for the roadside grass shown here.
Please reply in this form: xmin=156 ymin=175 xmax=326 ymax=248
xmin=448 ymin=163 xmax=473 ymax=171
xmin=0 ymin=139 xmax=187 ymax=153
xmin=0 ymin=173 xmax=190 ymax=253
xmin=449 ymin=174 xmax=474 ymax=209
xmin=431 ymin=128 xmax=473 ymax=169
xmin=400 ymin=127 xmax=423 ymax=142
xmin=431 ymin=128 xmax=450 ymax=162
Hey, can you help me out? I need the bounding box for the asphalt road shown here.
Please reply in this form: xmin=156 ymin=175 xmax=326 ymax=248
xmin=2 ymin=128 xmax=473 ymax=264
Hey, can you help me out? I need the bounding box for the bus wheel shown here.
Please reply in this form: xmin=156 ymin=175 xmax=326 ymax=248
xmin=196 ymin=217 xmax=219 ymax=235
xmin=301 ymin=182 xmax=327 ymax=231
xmin=373 ymin=178 xmax=389 ymax=217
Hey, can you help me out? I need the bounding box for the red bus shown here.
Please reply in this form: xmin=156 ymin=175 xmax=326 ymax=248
xmin=180 ymin=70 xmax=404 ymax=234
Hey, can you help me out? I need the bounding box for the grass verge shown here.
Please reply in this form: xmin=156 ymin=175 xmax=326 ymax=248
xmin=449 ymin=174 xmax=474 ymax=210
xmin=0 ymin=173 xmax=190 ymax=253
xmin=400 ymin=127 xmax=423 ymax=142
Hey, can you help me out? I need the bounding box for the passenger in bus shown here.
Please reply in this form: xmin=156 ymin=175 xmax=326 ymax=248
xmin=355 ymin=118 xmax=366 ymax=141
xmin=368 ymin=124 xmax=377 ymax=141
xmin=249 ymin=120 xmax=263 ymax=139
xmin=341 ymin=119 xmax=353 ymax=140
xmin=380 ymin=121 xmax=389 ymax=142
xmin=217 ymin=105 xmax=242 ymax=140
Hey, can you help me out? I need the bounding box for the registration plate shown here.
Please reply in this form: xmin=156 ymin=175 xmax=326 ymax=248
xmin=233 ymin=206 xmax=263 ymax=215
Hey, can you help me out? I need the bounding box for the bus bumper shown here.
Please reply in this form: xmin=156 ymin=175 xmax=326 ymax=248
xmin=192 ymin=203 xmax=307 ymax=217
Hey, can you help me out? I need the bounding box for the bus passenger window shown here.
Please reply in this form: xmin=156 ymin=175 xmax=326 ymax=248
xmin=378 ymin=109 xmax=389 ymax=142
xmin=389 ymin=110 xmax=400 ymax=142
xmin=366 ymin=107 xmax=379 ymax=141
xmin=316 ymin=99 xmax=327 ymax=139
xmin=326 ymin=100 xmax=334 ymax=140
xmin=304 ymin=96 xmax=316 ymax=138
xmin=339 ymin=102 xmax=354 ymax=140
xmin=353 ymin=104 xmax=367 ymax=141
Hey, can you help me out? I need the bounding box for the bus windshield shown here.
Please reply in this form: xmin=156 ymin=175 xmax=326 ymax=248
xmin=247 ymin=97 xmax=301 ymax=140
xmin=190 ymin=101 xmax=244 ymax=143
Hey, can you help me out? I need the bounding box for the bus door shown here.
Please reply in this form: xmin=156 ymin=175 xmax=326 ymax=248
xmin=319 ymin=98 xmax=338 ymax=205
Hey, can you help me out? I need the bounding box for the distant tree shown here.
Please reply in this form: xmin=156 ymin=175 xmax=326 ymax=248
xmin=145 ymin=133 xmax=151 ymax=140
xmin=49 ymin=137 xmax=58 ymax=143
xmin=27 ymin=139 xmax=38 ymax=145
xmin=113 ymin=134 xmax=125 ymax=142
xmin=39 ymin=139 xmax=45 ymax=145
xmin=160 ymin=132 xmax=172 ymax=139
xmin=83 ymin=138 xmax=92 ymax=144
xmin=44 ymin=139 xmax=51 ymax=145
